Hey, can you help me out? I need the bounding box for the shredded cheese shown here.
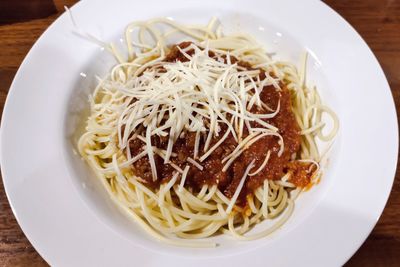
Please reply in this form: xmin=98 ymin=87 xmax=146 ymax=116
xmin=114 ymin=43 xmax=282 ymax=182
xmin=249 ymin=150 xmax=271 ymax=176
xmin=187 ymin=157 xmax=204 ymax=170
xmin=178 ymin=166 xmax=191 ymax=192
xmin=225 ymin=159 xmax=256 ymax=214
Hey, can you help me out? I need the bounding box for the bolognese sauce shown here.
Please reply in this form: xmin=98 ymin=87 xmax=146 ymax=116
xmin=127 ymin=42 xmax=314 ymax=206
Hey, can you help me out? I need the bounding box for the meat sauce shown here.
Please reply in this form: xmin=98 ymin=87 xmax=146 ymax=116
xmin=286 ymin=161 xmax=317 ymax=188
xmin=128 ymin=42 xmax=315 ymax=206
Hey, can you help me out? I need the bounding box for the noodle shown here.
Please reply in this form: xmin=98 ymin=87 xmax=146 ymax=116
xmin=77 ymin=17 xmax=339 ymax=247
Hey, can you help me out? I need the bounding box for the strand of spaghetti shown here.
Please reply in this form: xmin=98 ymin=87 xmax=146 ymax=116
xmin=168 ymin=206 xmax=225 ymax=221
xmin=176 ymin=222 xmax=225 ymax=239
xmin=267 ymin=184 xmax=285 ymax=207
xmin=160 ymin=205 xmax=175 ymax=229
xmin=64 ymin=7 xmax=120 ymax=61
xmin=203 ymin=185 xmax=218 ymax=202
xmin=247 ymin=196 xmax=258 ymax=214
xmin=316 ymin=105 xmax=339 ymax=141
xmin=268 ymin=190 xmax=289 ymax=218
xmin=197 ymin=185 xmax=208 ymax=199
xmin=83 ymin=150 xmax=216 ymax=247
xmin=174 ymin=186 xmax=217 ymax=210
xmin=135 ymin=185 xmax=216 ymax=245
xmin=237 ymin=213 xmax=251 ymax=235
xmin=228 ymin=199 xmax=294 ymax=241
xmin=213 ymin=190 xmax=231 ymax=205
xmin=262 ymin=180 xmax=269 ymax=218
xmin=300 ymin=121 xmax=325 ymax=135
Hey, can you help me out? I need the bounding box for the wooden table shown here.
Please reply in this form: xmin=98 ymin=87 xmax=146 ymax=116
xmin=0 ymin=0 xmax=399 ymax=266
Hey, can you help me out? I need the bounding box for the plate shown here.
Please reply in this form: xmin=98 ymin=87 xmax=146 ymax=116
xmin=1 ymin=0 xmax=397 ymax=266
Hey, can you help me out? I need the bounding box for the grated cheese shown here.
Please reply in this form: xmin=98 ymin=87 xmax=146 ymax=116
xmin=225 ymin=160 xmax=256 ymax=214
xmin=115 ymin=43 xmax=283 ymax=182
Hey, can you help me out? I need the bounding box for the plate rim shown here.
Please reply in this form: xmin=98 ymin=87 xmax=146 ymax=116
xmin=1 ymin=0 xmax=398 ymax=266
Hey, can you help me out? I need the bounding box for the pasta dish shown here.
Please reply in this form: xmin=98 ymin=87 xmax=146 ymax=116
xmin=77 ymin=17 xmax=338 ymax=247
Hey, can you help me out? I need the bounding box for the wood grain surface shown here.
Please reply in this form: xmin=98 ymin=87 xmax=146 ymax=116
xmin=0 ymin=0 xmax=399 ymax=266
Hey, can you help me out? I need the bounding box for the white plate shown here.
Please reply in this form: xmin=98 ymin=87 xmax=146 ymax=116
xmin=1 ymin=0 xmax=397 ymax=266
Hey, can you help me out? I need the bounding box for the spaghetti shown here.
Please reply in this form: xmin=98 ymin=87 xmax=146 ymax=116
xmin=77 ymin=17 xmax=338 ymax=247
